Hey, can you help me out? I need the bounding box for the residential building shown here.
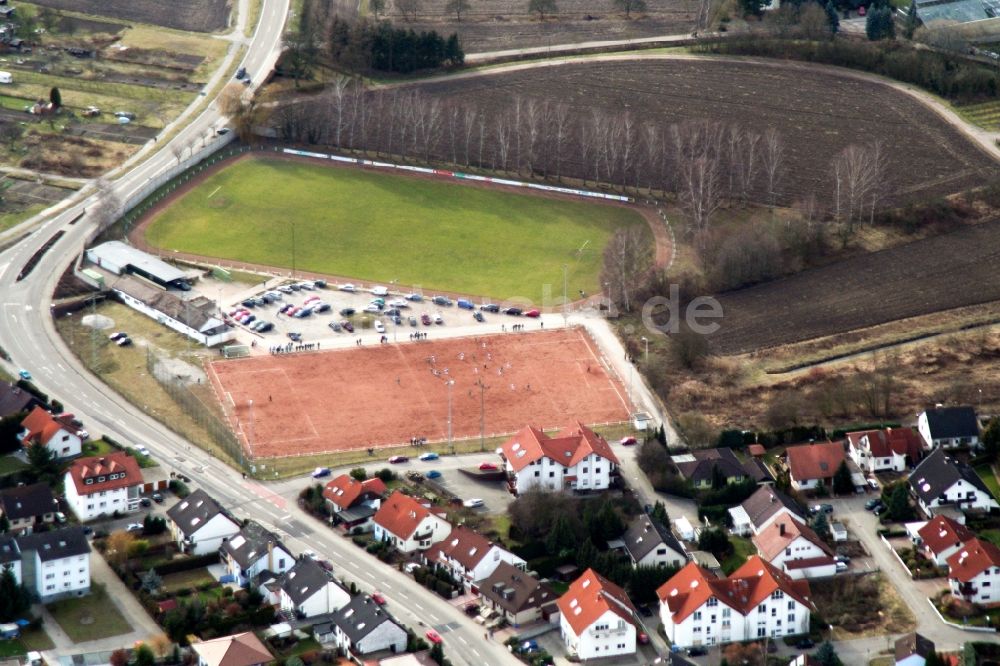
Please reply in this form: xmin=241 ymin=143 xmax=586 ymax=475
xmin=0 ymin=535 xmax=21 ymax=584
xmin=166 ymin=489 xmax=241 ymax=555
xmin=278 ymin=557 xmax=350 ymax=618
xmin=500 ymin=423 xmax=619 ymax=494
xmin=846 ymin=427 xmax=923 ymax=474
xmin=192 ymin=632 xmax=273 ymax=666
xmin=557 ymin=568 xmax=639 ymax=661
xmin=671 ymin=448 xmax=757 ymax=489
xmin=423 ymin=525 xmax=525 ymax=591
xmin=658 ymin=556 xmax=815 ymax=648
xmin=63 ymin=452 xmax=143 ymax=521
xmin=18 ymin=406 xmax=81 ymax=459
xmin=946 ymin=537 xmax=1000 ymax=606
xmin=372 ymin=491 xmax=451 ymax=554
xmin=622 ymin=515 xmax=686 ymax=568
xmin=322 ymin=475 xmax=387 ymax=533
xmin=752 ymin=515 xmax=835 ymax=580
xmin=909 ymin=448 xmax=999 ymax=516
xmin=15 ymin=527 xmax=90 ymax=602
xmin=220 ymin=521 xmax=294 ymax=587
xmin=331 ymin=594 xmax=407 ymax=656
xmin=729 ymin=487 xmax=806 ymax=537
xmin=0 ymin=483 xmax=57 ymax=533
xmin=916 ymin=515 xmax=975 ymax=566
xmin=0 ymin=382 xmax=44 ymax=420
xmin=786 ymin=441 xmax=861 ymax=491
xmin=917 ymin=406 xmax=980 ymax=450
xmin=479 ymin=562 xmax=558 ymax=627
xmin=895 ymin=632 xmax=936 ymax=666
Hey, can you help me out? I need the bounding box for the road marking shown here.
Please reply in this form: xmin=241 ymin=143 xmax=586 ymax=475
xmin=206 ymin=186 xmax=222 ymax=199
xmin=414 ymin=603 xmax=424 ymax=611
xmin=458 ymin=637 xmax=468 ymax=646
xmin=472 ymin=650 xmax=480 ymax=658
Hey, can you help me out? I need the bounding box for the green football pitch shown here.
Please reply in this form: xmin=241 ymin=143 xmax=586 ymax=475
xmin=144 ymin=157 xmax=650 ymax=302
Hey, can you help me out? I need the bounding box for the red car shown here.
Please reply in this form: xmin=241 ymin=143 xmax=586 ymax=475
xmin=421 ymin=313 xmax=432 ymax=326
xmin=371 ymin=592 xmax=387 ymax=605
xmin=638 ymin=632 xmax=650 ymax=645
xmin=524 ymin=309 xmax=540 ymax=318
xmin=478 ymin=462 xmax=498 ymax=471
xmin=425 ymin=630 xmax=443 ymax=644
xmin=619 ymin=436 xmax=638 ymax=446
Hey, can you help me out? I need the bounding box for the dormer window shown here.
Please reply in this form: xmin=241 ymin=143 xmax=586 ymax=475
xmin=85 ymin=478 xmax=94 ymax=485
xmin=98 ymin=476 xmax=105 ymax=482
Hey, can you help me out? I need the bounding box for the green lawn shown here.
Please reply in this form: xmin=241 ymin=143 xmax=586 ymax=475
xmin=47 ymin=584 xmax=132 ymax=642
xmin=721 ymin=536 xmax=756 ymax=575
xmin=0 ymin=454 xmax=27 ymax=477
xmin=976 ymin=464 xmax=1000 ymax=502
xmin=160 ymin=568 xmax=216 ymax=593
xmin=980 ymin=529 xmax=1000 ymax=549
xmin=145 ymin=158 xmax=649 ymax=303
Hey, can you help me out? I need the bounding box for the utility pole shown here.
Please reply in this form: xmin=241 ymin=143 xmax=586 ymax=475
xmin=447 ymin=379 xmax=455 ymax=454
xmin=562 ymin=264 xmax=568 ymax=328
xmin=479 ymin=380 xmax=487 ymax=452
xmin=247 ymin=399 xmax=255 ymax=465
xmin=641 ymin=336 xmax=649 ymax=363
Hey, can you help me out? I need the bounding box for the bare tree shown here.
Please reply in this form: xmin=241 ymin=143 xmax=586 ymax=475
xmin=613 ymin=0 xmax=647 ymax=18
xmin=170 ymin=142 xmax=183 ymax=165
xmin=463 ymin=107 xmax=477 ymax=166
xmin=445 ymin=0 xmax=471 ymax=21
xmin=523 ymin=98 xmax=543 ymax=175
xmin=736 ymin=128 xmax=761 ymax=204
xmin=396 ymin=0 xmax=422 ymax=20
xmin=601 ymin=226 xmax=652 ymax=313
xmin=528 ymin=0 xmax=558 ymax=20
xmin=641 ymin=122 xmax=660 ymax=192
xmin=446 ymin=104 xmax=461 ymax=164
xmin=218 ymin=83 xmax=245 ymax=116
xmin=330 ymin=75 xmax=351 ymax=147
xmin=494 ymin=113 xmax=512 ymax=172
xmin=830 ymin=141 xmax=886 ymax=244
xmin=761 ymin=127 xmax=784 ymax=206
xmin=550 ymin=103 xmax=571 ymax=181
xmin=672 ymin=121 xmax=724 ymax=248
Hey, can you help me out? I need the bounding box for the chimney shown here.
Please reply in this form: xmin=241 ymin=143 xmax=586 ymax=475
xmin=779 ymin=523 xmax=785 ymax=536
xmin=267 ymin=540 xmax=274 ymax=572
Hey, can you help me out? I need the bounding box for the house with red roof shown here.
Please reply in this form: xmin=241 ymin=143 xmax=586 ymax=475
xmin=422 ymin=526 xmax=525 ymax=592
xmin=500 ymin=423 xmax=619 ymax=495
xmin=916 ymin=515 xmax=975 ymax=566
xmin=63 ymin=452 xmax=143 ymax=521
xmin=846 ymin=427 xmax=923 ymax=474
xmin=557 ymin=568 xmax=640 ymax=661
xmin=786 ymin=441 xmax=861 ymax=492
xmin=946 ymin=537 xmax=1000 ymax=606
xmin=18 ymin=406 xmax=81 ymax=459
xmin=322 ymin=475 xmax=387 ymax=533
xmin=657 ymin=556 xmax=815 ymax=648
xmin=752 ymin=515 xmax=835 ymax=580
xmin=372 ymin=491 xmax=451 ymax=554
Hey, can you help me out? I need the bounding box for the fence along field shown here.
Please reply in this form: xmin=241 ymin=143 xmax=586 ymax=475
xmin=206 ymin=328 xmax=631 ymax=458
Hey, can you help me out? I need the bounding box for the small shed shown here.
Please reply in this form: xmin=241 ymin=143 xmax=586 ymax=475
xmin=830 ymin=522 xmax=848 ymax=542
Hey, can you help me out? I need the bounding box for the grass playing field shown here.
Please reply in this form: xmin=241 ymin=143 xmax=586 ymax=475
xmin=144 ymin=157 xmax=649 ymax=302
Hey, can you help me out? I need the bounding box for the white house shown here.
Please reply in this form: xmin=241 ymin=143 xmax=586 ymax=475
xmin=895 ymin=633 xmax=936 ymax=666
xmin=909 ymin=448 xmax=999 ymax=516
xmin=220 ymin=521 xmax=294 ymax=587
xmin=15 ymin=527 xmax=90 ymax=602
xmin=752 ymin=515 xmax=835 ymax=580
xmin=192 ymin=632 xmax=273 ymax=666
xmin=658 ymin=556 xmax=815 ymax=648
xmin=63 ymin=452 xmax=143 ymax=521
xmin=423 ymin=525 xmax=525 ymax=591
xmin=0 ymin=535 xmax=21 ymax=586
xmin=166 ymin=489 xmax=241 ymax=555
xmin=946 ymin=537 xmax=1000 ymax=606
xmin=278 ymin=557 xmax=350 ymax=618
xmin=622 ymin=515 xmax=686 ymax=568
xmin=917 ymin=406 xmax=980 ymax=450
xmin=330 ymin=595 xmax=407 ymax=656
xmin=556 ymin=568 xmax=639 ymax=661
xmin=500 ymin=423 xmax=619 ymax=494
xmin=372 ymin=491 xmax=451 ymax=554
xmin=915 ymin=515 xmax=975 ymax=566
xmin=728 ymin=487 xmax=805 ymax=537
xmin=18 ymin=406 xmax=81 ymax=459
xmin=846 ymin=427 xmax=923 ymax=474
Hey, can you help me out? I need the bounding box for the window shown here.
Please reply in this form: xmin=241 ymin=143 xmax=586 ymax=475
xmin=85 ymin=479 xmax=93 ymax=485
xmin=721 ymin=608 xmax=731 ymax=618
xmin=98 ymin=476 xmax=105 ymax=482
xmin=549 ymin=472 xmax=555 ymax=478
xmin=693 ymin=611 xmax=702 ymax=621
xmin=707 ymin=597 xmax=718 ymax=607
xmin=787 ymin=601 xmax=796 ymax=610
xmin=757 ymin=603 xmax=766 ymax=613
xmin=582 ymin=467 xmax=588 ymax=474
xmin=771 ymin=590 xmax=784 ymax=600
xmin=788 ymin=614 xmax=796 ymax=624
xmin=45 ymin=573 xmax=55 ymax=580
xmin=757 ymin=627 xmax=766 ymax=638
xmin=534 ymin=471 xmax=540 ymax=477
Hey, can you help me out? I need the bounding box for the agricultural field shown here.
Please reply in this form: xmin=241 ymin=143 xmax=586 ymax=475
xmin=414 ymin=58 xmax=999 ymax=206
xmin=28 ymin=0 xmax=230 ymax=33
xmin=141 ymin=156 xmax=650 ymax=302
xmin=400 ymin=0 xmax=700 ymax=52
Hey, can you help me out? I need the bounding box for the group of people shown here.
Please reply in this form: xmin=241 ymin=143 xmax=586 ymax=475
xmin=269 ymin=342 xmax=318 ymax=354
xmin=408 ymin=332 xmax=429 ymax=341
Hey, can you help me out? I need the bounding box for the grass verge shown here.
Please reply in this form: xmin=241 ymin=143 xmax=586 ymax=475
xmin=976 ymin=464 xmax=1000 ymax=502
xmin=48 ymin=584 xmax=132 ymax=642
xmin=0 ymin=454 xmax=27 ymax=476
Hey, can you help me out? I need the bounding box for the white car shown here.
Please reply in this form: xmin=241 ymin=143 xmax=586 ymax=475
xmin=867 ymin=477 xmax=880 ymax=490
xmin=404 ymin=562 xmax=420 ymax=574
xmin=126 ymin=523 xmax=144 ymax=533
xmin=374 ymin=321 xmax=386 ymax=334
xmin=388 ymin=298 xmax=409 ymax=308
xmin=339 ymin=283 xmax=357 ymax=292
xmin=136 ymin=446 xmax=151 ymax=456
xmin=76 ymin=430 xmax=90 ymax=440
xmin=463 ymin=498 xmax=485 ymax=508
xmin=371 ymin=285 xmax=389 ymax=296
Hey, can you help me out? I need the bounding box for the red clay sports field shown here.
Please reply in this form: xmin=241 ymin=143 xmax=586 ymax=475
xmin=206 ymin=327 xmax=631 ymax=458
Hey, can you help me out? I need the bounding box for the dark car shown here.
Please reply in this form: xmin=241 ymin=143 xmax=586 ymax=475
xmin=236 ymin=66 xmax=247 ymax=79
xmin=795 ymin=638 xmax=815 ymax=650
xmin=140 ymin=497 xmax=152 ymax=507
xmin=328 ymin=321 xmax=342 ymax=332
xmin=504 ymin=307 xmax=523 ymax=316
xmin=339 ymin=307 xmax=356 ymax=316
xmin=432 ymin=296 xmax=452 ymax=306
xmin=473 ymin=311 xmax=485 ymax=322
xmin=865 ymin=498 xmax=883 ymax=511
xmin=288 ymin=332 xmax=302 ymax=342
xmin=687 ymin=646 xmax=708 ymax=656
xmin=341 ymin=320 xmax=354 ymax=332
xmin=480 ymin=303 xmax=500 ymax=313
xmin=152 ymin=493 xmax=164 ymax=503
xmin=241 ymin=299 xmax=256 ymax=308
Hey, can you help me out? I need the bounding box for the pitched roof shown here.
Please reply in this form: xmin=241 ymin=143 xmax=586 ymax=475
xmin=16 ymin=526 xmax=90 ymax=562
xmin=739 ymin=486 xmax=804 ymax=530
xmin=909 ymin=448 xmax=993 ymax=504
xmin=500 ymin=422 xmax=619 ymax=473
xmin=753 ymin=515 xmax=833 ymax=562
xmin=480 ymin=561 xmax=556 ymax=615
xmin=192 ymin=632 xmax=273 ymax=666
xmin=66 ymin=452 xmax=143 ymax=496
xmin=425 ymin=526 xmax=496 ymax=573
xmin=748 ymin=444 xmax=766 ymax=457
xmin=671 ymin=448 xmax=747 ymax=484
xmin=280 ymin=557 xmax=341 ymax=605
xmin=0 ymin=535 xmax=19 ymax=565
xmin=922 ymin=406 xmax=979 ymax=439
xmin=917 ymin=515 xmax=975 ymax=556
xmin=658 ymin=556 xmax=815 ymax=623
xmin=895 ymin=633 xmax=935 ymax=662
xmin=373 ymin=491 xmax=440 ymax=541
xmin=221 ymin=520 xmax=287 ymax=569
xmin=20 ymin=406 xmax=71 ymax=446
xmin=557 ymin=568 xmax=638 ymax=636
xmin=166 ymin=489 xmax=236 ymax=537
xmin=846 ymin=427 xmax=923 ymax=461
xmin=743 ymin=458 xmax=774 ymax=483
xmin=622 ymin=515 xmax=685 ymax=563
xmin=786 ymin=441 xmax=845 ymax=482
xmin=331 ymin=594 xmax=404 ymax=644
xmin=0 ymin=483 xmax=56 ymax=520
xmin=946 ymin=537 xmax=1000 ymax=582
xmin=322 ymin=475 xmax=387 ymax=511
xmin=0 ymin=382 xmax=43 ymax=420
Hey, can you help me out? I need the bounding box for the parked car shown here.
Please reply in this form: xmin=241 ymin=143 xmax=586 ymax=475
xmin=687 ymin=646 xmax=708 ymax=657
xmin=235 ymin=66 xmax=247 ymax=79
xmin=216 ymin=127 xmax=230 ymax=136
xmin=865 ymin=498 xmax=883 ymax=511
xmin=873 ymin=504 xmax=887 ymax=516
xmin=473 ymin=311 xmax=485 ymax=323
xmin=478 ymin=462 xmax=498 ymax=471
xmin=374 ymin=321 xmax=386 ymax=334
xmin=126 ymin=523 xmax=144 ymax=533
xmin=136 ymin=446 xmax=151 ymax=456
xmin=76 ymin=430 xmax=90 ymax=440
xmin=339 ymin=283 xmax=357 ymax=292
xmin=834 ymin=554 xmax=850 ymax=564
xmin=371 ymin=592 xmax=387 ymax=605
xmin=388 ymin=299 xmax=409 ymax=308
xmin=620 ymin=436 xmax=638 ymax=446
xmin=480 ymin=304 xmax=500 ymax=312
xmin=314 ymin=303 xmax=331 ymax=313
xmin=419 ymin=452 xmax=439 ymax=461
xmin=463 ymin=498 xmax=485 ymax=508
xmin=55 ymin=512 xmax=67 ymax=524
xmin=298 ymin=282 xmax=314 ymax=291
xmin=795 ymin=638 xmax=815 ymax=650
xmin=339 ymin=307 xmax=356 ymax=316
xmin=18 ymin=369 xmax=31 ymax=381
xmin=388 ymin=456 xmax=409 ymax=464
xmin=342 ymin=321 xmax=354 ymax=333
xmin=810 ymin=504 xmax=834 ymax=515
xmin=371 ymin=286 xmax=389 ymax=296
xmin=328 ymin=322 xmax=342 ymax=332
xmin=408 ymin=316 xmax=418 ymax=326
xmin=313 ymin=279 xmax=327 ymax=289
xmin=256 ymin=322 xmax=274 ymax=333
xmin=524 ymin=309 xmax=540 ymax=318
xmin=434 ymin=313 xmax=444 ymax=324
xmin=109 ymin=331 xmax=128 ymax=341
xmin=503 ymin=307 xmax=523 ymax=316
xmin=278 ymin=285 xmax=294 ymax=294
xmin=638 ymin=633 xmax=650 ymax=645
xmin=288 ymin=332 xmax=302 ymax=342
xmin=421 ymin=314 xmax=432 ymax=326
xmin=457 ymin=299 xmax=474 ymax=310
xmin=311 ymin=467 xmax=331 ymax=478
xmin=432 ymin=296 xmax=452 ymax=306
xmin=140 ymin=497 xmax=152 ymax=508
xmin=152 ymin=493 xmax=164 ymax=503
xmin=424 ymin=630 xmax=443 ymax=644
xmin=425 ymin=470 xmax=442 ymax=479
xmin=364 ymin=304 xmax=382 ymax=314
xmin=867 ymin=477 xmax=880 ymax=490
xmin=116 ymin=336 xmax=133 ymax=347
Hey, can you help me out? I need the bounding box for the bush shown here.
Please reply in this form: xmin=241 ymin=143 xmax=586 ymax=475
xmin=169 ymin=480 xmax=190 ymax=498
